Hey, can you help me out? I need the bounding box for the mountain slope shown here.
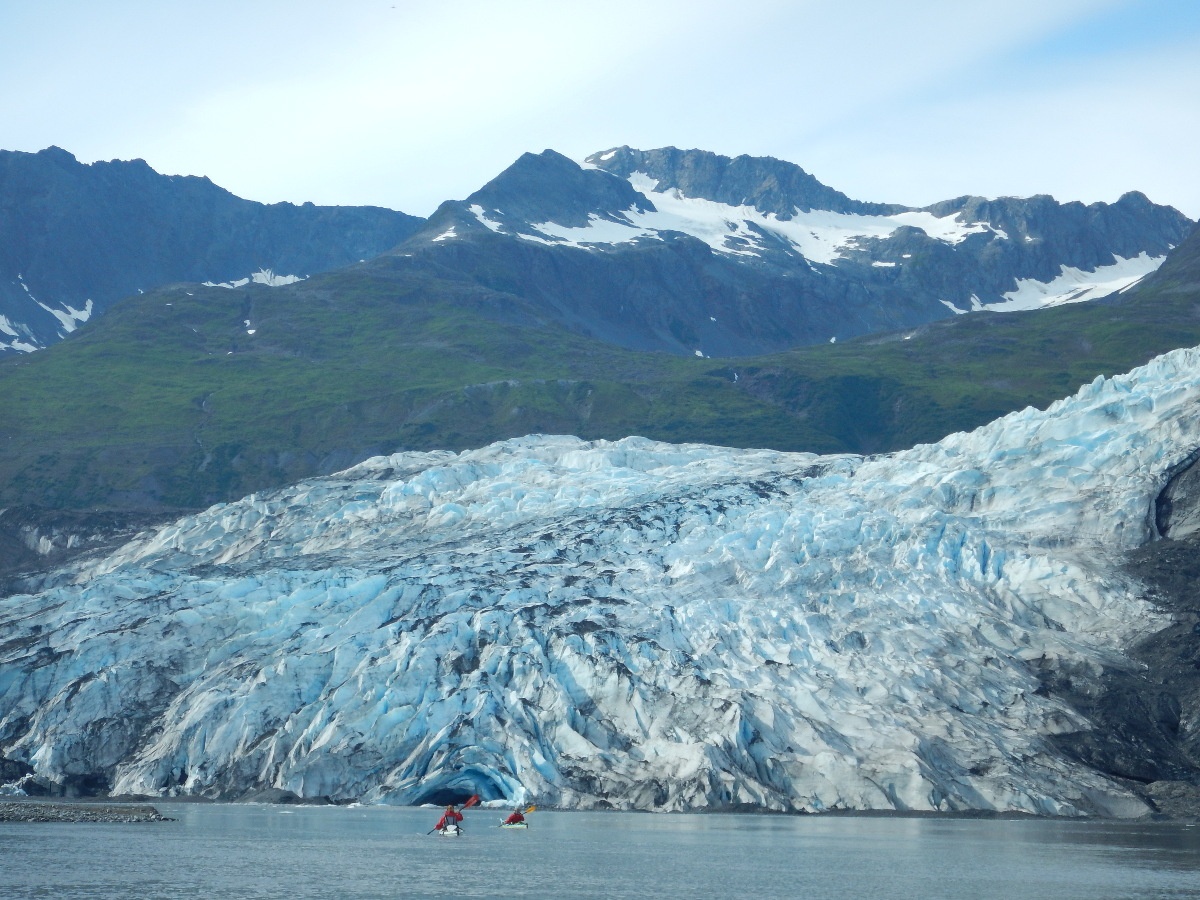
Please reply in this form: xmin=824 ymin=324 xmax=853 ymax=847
xmin=0 ymin=157 xmax=1197 ymax=585
xmin=4 ymin=346 xmax=1200 ymax=813
xmin=1 ymin=220 xmax=1199 ymax=564
xmin=0 ymin=147 xmax=423 ymax=354
xmin=390 ymin=147 xmax=1191 ymax=356
xmin=1 ymin=143 xmax=1188 ymax=362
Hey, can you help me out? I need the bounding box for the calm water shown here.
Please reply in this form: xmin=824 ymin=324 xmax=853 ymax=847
xmin=1 ymin=804 xmax=1198 ymax=899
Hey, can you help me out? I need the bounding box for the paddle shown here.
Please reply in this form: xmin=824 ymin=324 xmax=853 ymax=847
xmin=427 ymin=794 xmax=481 ymax=834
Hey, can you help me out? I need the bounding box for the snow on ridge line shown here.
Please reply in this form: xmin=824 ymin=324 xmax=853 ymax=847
xmin=5 ymin=346 xmax=1200 ymax=815
xmin=498 ymin=168 xmax=1004 ymax=263
xmin=622 ymin=172 xmax=1004 ymax=264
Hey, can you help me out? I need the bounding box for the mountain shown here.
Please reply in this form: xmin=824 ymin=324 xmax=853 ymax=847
xmin=0 ymin=147 xmax=423 ymax=354
xmin=2 ymin=144 xmax=1188 ymax=360
xmin=0 ymin=146 xmax=1197 ymax=580
xmin=389 ymin=147 xmax=1191 ymax=356
xmin=4 ymin=345 xmax=1200 ymax=814
xmin=2 ymin=219 xmax=1198 ymax=553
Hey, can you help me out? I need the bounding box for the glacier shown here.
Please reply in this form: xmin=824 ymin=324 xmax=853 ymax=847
xmin=4 ymin=347 xmax=1200 ymax=816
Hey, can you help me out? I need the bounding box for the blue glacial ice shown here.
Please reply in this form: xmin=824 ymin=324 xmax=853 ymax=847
xmin=4 ymin=347 xmax=1200 ymax=816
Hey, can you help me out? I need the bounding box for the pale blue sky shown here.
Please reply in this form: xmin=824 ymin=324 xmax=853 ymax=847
xmin=2 ymin=0 xmax=1197 ymax=217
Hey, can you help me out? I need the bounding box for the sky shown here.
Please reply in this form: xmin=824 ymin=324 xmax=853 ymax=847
xmin=2 ymin=0 xmax=1198 ymax=218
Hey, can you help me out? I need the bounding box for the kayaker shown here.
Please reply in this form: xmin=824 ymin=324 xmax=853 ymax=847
xmin=434 ymin=804 xmax=464 ymax=831
xmin=503 ymin=809 xmax=525 ymax=825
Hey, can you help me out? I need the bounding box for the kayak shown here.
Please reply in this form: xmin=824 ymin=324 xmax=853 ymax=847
xmin=499 ymin=821 xmax=528 ymax=829
xmin=437 ymin=823 xmax=462 ymax=836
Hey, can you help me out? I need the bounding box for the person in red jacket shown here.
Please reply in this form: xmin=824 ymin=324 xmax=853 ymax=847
xmin=503 ymin=809 xmax=525 ymax=825
xmin=434 ymin=804 xmax=464 ymax=831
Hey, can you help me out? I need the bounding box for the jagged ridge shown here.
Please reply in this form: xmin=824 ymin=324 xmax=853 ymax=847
xmin=398 ymin=145 xmax=1193 ymax=357
xmin=0 ymin=147 xmax=422 ymax=353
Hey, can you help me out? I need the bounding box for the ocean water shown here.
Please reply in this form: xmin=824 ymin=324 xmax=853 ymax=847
xmin=1 ymin=805 xmax=1198 ymax=899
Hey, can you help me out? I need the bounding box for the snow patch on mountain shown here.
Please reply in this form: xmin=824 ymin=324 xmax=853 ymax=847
xmin=1 ymin=275 xmax=92 ymax=349
xmin=505 ymin=168 xmax=1003 ymax=265
xmin=469 ymin=205 xmax=505 ymax=233
xmin=203 ymin=269 xmax=306 ymax=289
xmin=37 ymin=298 xmax=93 ymax=334
xmin=624 ymin=173 xmax=1002 ymax=264
xmin=0 ymin=315 xmax=40 ymax=353
xmin=988 ymin=252 xmax=1165 ymax=311
xmin=518 ymin=213 xmax=664 ymax=251
xmin=4 ymin=347 xmax=1200 ymax=816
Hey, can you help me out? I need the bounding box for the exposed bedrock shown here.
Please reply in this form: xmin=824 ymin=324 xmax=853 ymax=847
xmin=1063 ymin=454 xmax=1200 ymax=816
xmin=0 ymin=506 xmax=175 ymax=588
xmin=1156 ymin=448 xmax=1200 ymax=539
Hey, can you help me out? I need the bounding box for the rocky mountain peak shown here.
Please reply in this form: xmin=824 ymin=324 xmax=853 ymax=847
xmin=586 ymin=145 xmax=902 ymax=218
xmin=36 ymin=145 xmax=79 ymax=165
xmin=394 ymin=143 xmax=1194 ymax=360
xmin=464 ymin=148 xmax=653 ymax=229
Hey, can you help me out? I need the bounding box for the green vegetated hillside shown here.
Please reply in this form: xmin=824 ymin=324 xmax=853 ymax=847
xmin=1 ymin=225 xmax=1198 ymax=515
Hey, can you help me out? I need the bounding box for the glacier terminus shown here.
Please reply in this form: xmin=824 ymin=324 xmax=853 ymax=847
xmin=4 ymin=347 xmax=1200 ymax=817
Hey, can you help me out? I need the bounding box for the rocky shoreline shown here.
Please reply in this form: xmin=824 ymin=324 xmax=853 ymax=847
xmin=1 ymin=794 xmax=1197 ymax=824
xmin=0 ymin=799 xmax=171 ymax=823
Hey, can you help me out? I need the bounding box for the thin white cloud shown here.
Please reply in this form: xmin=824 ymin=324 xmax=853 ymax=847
xmin=790 ymin=33 xmax=1200 ymax=215
xmin=0 ymin=0 xmax=1195 ymax=218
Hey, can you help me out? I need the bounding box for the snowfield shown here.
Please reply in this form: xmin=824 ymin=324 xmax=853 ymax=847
xmin=938 ymin=252 xmax=1167 ymax=314
xmin=477 ymin=170 xmax=1003 ymax=265
xmin=461 ymin=157 xmax=1170 ymax=312
xmin=4 ymin=347 xmax=1200 ymax=815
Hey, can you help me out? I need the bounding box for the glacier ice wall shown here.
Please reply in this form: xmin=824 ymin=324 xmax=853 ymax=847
xmin=4 ymin=347 xmax=1200 ymax=815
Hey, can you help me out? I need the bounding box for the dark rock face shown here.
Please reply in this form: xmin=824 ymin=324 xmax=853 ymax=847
xmin=0 ymin=506 xmax=175 ymax=585
xmin=0 ymin=756 xmax=34 ymax=782
xmin=0 ymin=147 xmax=423 ymax=354
xmin=1156 ymin=450 xmax=1200 ymax=539
xmin=1059 ymin=531 xmax=1200 ymax=817
xmin=590 ymin=145 xmax=901 ymax=217
xmin=465 ymin=149 xmax=653 ymax=228
xmin=382 ymin=222 xmax=887 ymax=356
xmin=991 ymin=449 xmax=1200 ymax=818
xmin=924 ymin=191 xmax=1191 ymax=288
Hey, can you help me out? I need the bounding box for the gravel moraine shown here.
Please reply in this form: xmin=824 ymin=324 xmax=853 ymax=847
xmin=0 ymin=800 xmax=171 ymax=823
